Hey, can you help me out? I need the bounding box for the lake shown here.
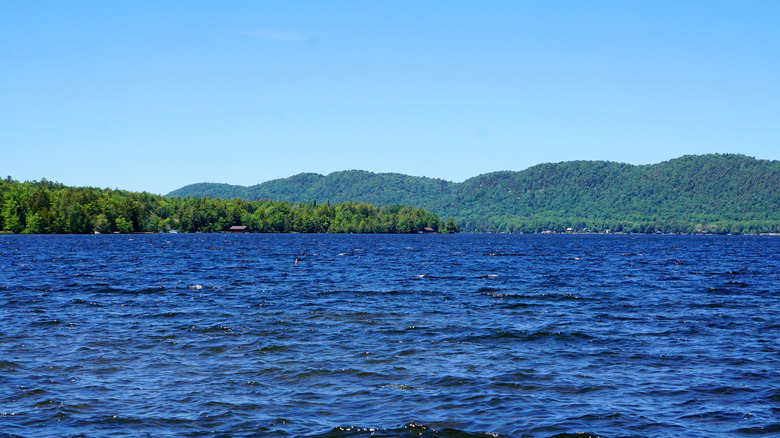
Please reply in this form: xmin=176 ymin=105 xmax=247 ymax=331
xmin=1 ymin=234 xmax=778 ymax=437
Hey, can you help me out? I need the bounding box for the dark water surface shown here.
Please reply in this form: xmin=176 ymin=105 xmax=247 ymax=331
xmin=1 ymin=234 xmax=779 ymax=437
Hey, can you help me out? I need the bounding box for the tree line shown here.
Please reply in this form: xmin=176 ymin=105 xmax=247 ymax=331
xmin=0 ymin=177 xmax=458 ymax=234
xmin=167 ymin=154 xmax=780 ymax=234
xmin=451 ymin=154 xmax=780 ymax=233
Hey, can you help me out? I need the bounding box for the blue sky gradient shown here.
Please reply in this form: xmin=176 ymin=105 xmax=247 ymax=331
xmin=2 ymin=1 xmax=779 ymax=194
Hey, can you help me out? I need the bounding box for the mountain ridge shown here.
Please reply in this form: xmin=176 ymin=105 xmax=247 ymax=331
xmin=166 ymin=154 xmax=780 ymax=233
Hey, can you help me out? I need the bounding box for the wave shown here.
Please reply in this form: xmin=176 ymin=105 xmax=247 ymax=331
xmin=309 ymin=422 xmax=501 ymax=437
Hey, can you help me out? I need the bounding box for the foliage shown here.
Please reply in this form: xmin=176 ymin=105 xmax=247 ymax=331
xmin=0 ymin=178 xmax=446 ymax=234
xmin=168 ymin=170 xmax=457 ymax=207
xmin=165 ymin=154 xmax=780 ymax=234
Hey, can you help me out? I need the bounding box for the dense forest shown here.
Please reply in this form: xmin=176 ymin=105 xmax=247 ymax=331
xmin=0 ymin=177 xmax=456 ymax=234
xmin=168 ymin=154 xmax=780 ymax=234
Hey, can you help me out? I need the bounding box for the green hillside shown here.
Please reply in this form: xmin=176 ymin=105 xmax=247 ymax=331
xmin=452 ymin=155 xmax=780 ymax=232
xmin=169 ymin=171 xmax=457 ymax=207
xmin=166 ymin=154 xmax=780 ymax=234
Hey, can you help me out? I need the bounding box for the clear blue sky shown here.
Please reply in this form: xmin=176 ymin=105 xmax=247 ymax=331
xmin=2 ymin=1 xmax=779 ymax=195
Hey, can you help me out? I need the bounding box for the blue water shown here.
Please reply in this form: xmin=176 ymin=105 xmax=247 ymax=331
xmin=1 ymin=234 xmax=779 ymax=437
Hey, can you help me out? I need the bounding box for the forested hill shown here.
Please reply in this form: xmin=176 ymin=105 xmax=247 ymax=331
xmin=167 ymin=154 xmax=780 ymax=234
xmin=168 ymin=171 xmax=457 ymax=208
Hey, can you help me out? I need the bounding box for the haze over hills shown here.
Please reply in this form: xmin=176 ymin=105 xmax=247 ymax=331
xmin=167 ymin=154 xmax=780 ymax=233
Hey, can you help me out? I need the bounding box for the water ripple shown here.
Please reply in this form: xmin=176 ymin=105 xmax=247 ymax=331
xmin=1 ymin=234 xmax=779 ymax=437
